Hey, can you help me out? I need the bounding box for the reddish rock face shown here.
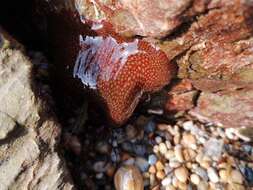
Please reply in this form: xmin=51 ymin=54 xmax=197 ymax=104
xmin=73 ymin=35 xmax=175 ymax=124
xmin=76 ymin=0 xmax=208 ymax=38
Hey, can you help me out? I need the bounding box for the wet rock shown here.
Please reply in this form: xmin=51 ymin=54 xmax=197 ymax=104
xmin=114 ymin=165 xmax=144 ymax=190
xmin=0 ymin=28 xmax=73 ymax=190
xmin=190 ymin=89 xmax=253 ymax=128
xmin=76 ymin=0 xmax=208 ymax=38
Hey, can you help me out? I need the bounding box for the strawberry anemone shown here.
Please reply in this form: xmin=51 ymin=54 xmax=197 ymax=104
xmin=72 ymin=17 xmax=175 ymax=124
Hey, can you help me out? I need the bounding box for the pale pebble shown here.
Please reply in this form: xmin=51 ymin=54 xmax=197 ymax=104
xmin=159 ymin=142 xmax=168 ymax=155
xmin=207 ymin=168 xmax=219 ymax=183
xmin=230 ymin=170 xmax=244 ymax=184
xmin=174 ymin=145 xmax=184 ymax=162
xmin=161 ymin=176 xmax=172 ymax=186
xmin=148 ymin=154 xmax=157 ymax=165
xmin=174 ymin=167 xmax=189 ymax=183
xmin=190 ymin=174 xmax=200 ymax=185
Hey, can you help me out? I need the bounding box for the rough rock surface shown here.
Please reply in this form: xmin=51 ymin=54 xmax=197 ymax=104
xmin=0 ymin=28 xmax=74 ymax=190
xmin=75 ymin=0 xmax=209 ymax=38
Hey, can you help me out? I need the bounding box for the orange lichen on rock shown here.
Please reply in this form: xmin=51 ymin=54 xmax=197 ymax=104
xmin=74 ymin=35 xmax=175 ymax=124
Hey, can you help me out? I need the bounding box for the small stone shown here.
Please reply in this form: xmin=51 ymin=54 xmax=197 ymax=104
xmin=227 ymin=183 xmax=245 ymax=190
xmin=135 ymin=157 xmax=149 ymax=172
xmin=177 ymin=181 xmax=187 ymax=190
xmin=153 ymin=145 xmax=159 ymax=154
xmin=93 ymin=161 xmax=109 ymax=172
xmin=114 ymin=165 xmax=144 ymax=190
xmin=161 ymin=176 xmax=172 ymax=186
xmin=165 ymin=150 xmax=175 ymax=160
xmin=124 ymin=158 xmax=135 ymax=165
xmin=156 ymin=170 xmax=166 ymax=180
xmin=207 ymin=168 xmax=219 ymax=183
xmin=183 ymin=121 xmax=194 ymax=131
xmin=157 ymin=124 xmax=169 ymax=131
xmin=126 ymin=124 xmax=138 ymax=139
xmin=106 ymin=165 xmax=116 ymax=177
xmin=150 ymin=174 xmax=156 ymax=186
xmin=230 ymin=170 xmax=243 ymax=184
xmin=96 ymin=173 xmax=104 ymax=179
xmin=242 ymin=167 xmax=253 ymax=186
xmin=197 ymin=181 xmax=208 ymax=190
xmin=144 ymin=119 xmax=156 ymax=133
xmin=174 ymin=145 xmax=184 ymax=162
xmin=174 ymin=167 xmax=189 ymax=183
xmin=96 ymin=141 xmax=111 ymax=154
xmin=182 ymin=133 xmax=196 ymax=148
xmin=155 ymin=161 xmax=164 ymax=171
xmin=225 ymin=128 xmax=236 ymax=140
xmin=155 ymin=136 xmax=162 ymax=144
xmin=169 ymin=161 xmax=181 ymax=168
xmin=165 ymin=185 xmax=176 ymax=190
xmin=173 ymin=135 xmax=180 ymax=144
xmin=190 ymin=174 xmax=200 ymax=185
xmin=204 ymin=138 xmax=224 ymax=161
xmin=195 ymin=167 xmax=208 ymax=181
xmin=187 ymin=149 xmax=197 ymax=160
xmin=159 ymin=143 xmax=168 ymax=155
xmin=200 ymin=160 xmax=211 ymax=169
xmin=165 ymin=140 xmax=172 ymax=149
xmin=148 ymin=154 xmax=157 ymax=165
xmin=148 ymin=165 xmax=156 ymax=174
xmin=219 ymin=169 xmax=229 ymax=182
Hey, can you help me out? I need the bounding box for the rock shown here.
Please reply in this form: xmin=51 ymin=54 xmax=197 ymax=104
xmin=241 ymin=167 xmax=253 ymax=186
xmin=126 ymin=124 xmax=138 ymax=139
xmin=190 ymin=174 xmax=200 ymax=185
xmin=207 ymin=168 xmax=219 ymax=183
xmin=174 ymin=145 xmax=184 ymax=162
xmin=148 ymin=154 xmax=157 ymax=165
xmin=158 ymin=143 xmax=167 ymax=155
xmin=0 ymin=112 xmax=17 ymax=140
xmin=181 ymin=133 xmax=196 ymax=149
xmin=155 ymin=161 xmax=164 ymax=171
xmin=203 ymin=138 xmax=224 ymax=161
xmin=156 ymin=171 xmax=166 ymax=180
xmin=195 ymin=167 xmax=208 ymax=182
xmin=161 ymin=176 xmax=172 ymax=186
xmin=135 ymin=157 xmax=149 ymax=172
xmin=174 ymin=167 xmax=189 ymax=183
xmin=230 ymin=170 xmax=244 ymax=184
xmin=114 ymin=165 xmax=144 ymax=190
xmin=190 ymin=89 xmax=253 ymax=128
xmin=0 ymin=28 xmax=73 ymax=190
xmin=75 ymin=0 xmax=208 ymax=38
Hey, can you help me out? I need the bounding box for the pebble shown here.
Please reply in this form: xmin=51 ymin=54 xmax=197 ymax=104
xmin=169 ymin=161 xmax=181 ymax=168
xmin=93 ymin=161 xmax=108 ymax=172
xmin=190 ymin=174 xmax=200 ymax=185
xmin=219 ymin=169 xmax=229 ymax=182
xmin=126 ymin=124 xmax=138 ymax=139
xmin=165 ymin=150 xmax=175 ymax=160
xmin=155 ymin=161 xmax=164 ymax=171
xmin=156 ymin=170 xmax=166 ymax=180
xmin=230 ymin=170 xmax=243 ymax=184
xmin=174 ymin=167 xmax=189 ymax=183
xmin=144 ymin=120 xmax=156 ymax=133
xmin=174 ymin=145 xmax=184 ymax=162
xmin=148 ymin=154 xmax=157 ymax=165
xmin=159 ymin=142 xmax=167 ymax=154
xmin=135 ymin=157 xmax=149 ymax=172
xmin=182 ymin=133 xmax=196 ymax=148
xmin=197 ymin=181 xmax=208 ymax=190
xmin=155 ymin=136 xmax=162 ymax=144
xmin=114 ymin=165 xmax=144 ymax=190
xmin=161 ymin=176 xmax=172 ymax=186
xmin=207 ymin=168 xmax=219 ymax=183
xmin=242 ymin=167 xmax=253 ymax=185
xmin=165 ymin=185 xmax=176 ymax=190
xmin=182 ymin=121 xmax=194 ymax=131
xmin=148 ymin=165 xmax=156 ymax=174
xmin=195 ymin=167 xmax=209 ymax=181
